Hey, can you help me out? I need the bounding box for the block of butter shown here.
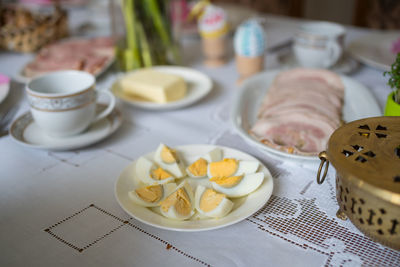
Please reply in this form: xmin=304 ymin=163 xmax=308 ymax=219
xmin=120 ymin=70 xmax=187 ymax=103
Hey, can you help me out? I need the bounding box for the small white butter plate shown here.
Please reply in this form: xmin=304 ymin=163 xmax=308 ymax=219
xmin=111 ymin=66 xmax=213 ymax=110
xmin=115 ymin=144 xmax=274 ymax=232
xmin=10 ymin=104 xmax=123 ymax=151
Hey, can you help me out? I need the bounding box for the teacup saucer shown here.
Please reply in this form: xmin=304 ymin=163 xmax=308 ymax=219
xmin=10 ymin=104 xmax=123 ymax=151
xmin=277 ymin=51 xmax=359 ymax=74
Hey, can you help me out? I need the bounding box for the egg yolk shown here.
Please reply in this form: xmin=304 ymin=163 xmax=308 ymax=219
xmin=210 ymin=175 xmax=243 ymax=188
xmin=151 ymin=167 xmax=173 ymax=180
xmin=161 ymin=145 xmax=178 ymax=164
xmin=208 ymin=158 xmax=238 ymax=177
xmin=135 ymin=185 xmax=162 ymax=203
xmin=200 ymin=189 xmax=226 ymax=212
xmin=188 ymin=158 xmax=208 ymax=177
xmin=160 ymin=188 xmax=191 ymax=216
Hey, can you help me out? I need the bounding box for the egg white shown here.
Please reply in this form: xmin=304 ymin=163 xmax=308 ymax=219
xmin=194 ymin=185 xmax=233 ymax=218
xmin=159 ymin=181 xmax=195 ymax=220
xmin=211 ymin=172 xmax=265 ymax=198
xmin=128 ymin=183 xmax=177 ymax=207
xmin=154 ymin=143 xmax=186 ymax=178
xmin=207 ymin=160 xmax=260 ymax=178
xmin=135 ymin=156 xmax=175 ymax=185
xmin=186 ymin=148 xmax=223 ymax=178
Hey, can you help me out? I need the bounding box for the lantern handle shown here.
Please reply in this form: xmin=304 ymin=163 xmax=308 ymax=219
xmin=317 ymin=151 xmax=329 ymax=184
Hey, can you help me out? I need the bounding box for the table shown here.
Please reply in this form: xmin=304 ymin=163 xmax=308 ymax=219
xmin=1 ymin=8 xmax=399 ymax=267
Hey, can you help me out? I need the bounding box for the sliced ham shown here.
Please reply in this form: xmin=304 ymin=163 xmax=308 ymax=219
xmin=259 ymin=103 xmax=341 ymax=127
xmin=23 ymin=37 xmax=115 ymax=78
xmin=250 ymin=68 xmax=344 ymax=156
xmin=251 ymin=112 xmax=336 ymax=153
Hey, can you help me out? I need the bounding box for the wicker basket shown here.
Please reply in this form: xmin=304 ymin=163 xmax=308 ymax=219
xmin=0 ymin=4 xmax=68 ymax=53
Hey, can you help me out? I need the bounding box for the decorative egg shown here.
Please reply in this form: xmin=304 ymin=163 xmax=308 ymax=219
xmin=198 ymin=4 xmax=229 ymax=38
xmin=234 ymin=19 xmax=266 ymax=57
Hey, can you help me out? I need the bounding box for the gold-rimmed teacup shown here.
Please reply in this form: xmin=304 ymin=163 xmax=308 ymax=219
xmin=26 ymin=70 xmax=115 ymax=137
xmin=293 ymin=21 xmax=346 ymax=68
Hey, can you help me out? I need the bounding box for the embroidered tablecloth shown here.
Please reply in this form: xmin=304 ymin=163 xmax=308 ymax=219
xmin=0 ymin=8 xmax=399 ymax=267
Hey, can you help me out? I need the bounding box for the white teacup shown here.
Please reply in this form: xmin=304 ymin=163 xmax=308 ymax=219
xmin=293 ymin=22 xmax=346 ymax=68
xmin=26 ymin=70 xmax=116 ymax=137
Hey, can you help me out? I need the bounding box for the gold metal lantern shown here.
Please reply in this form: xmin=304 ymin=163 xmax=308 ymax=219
xmin=317 ymin=116 xmax=400 ymax=250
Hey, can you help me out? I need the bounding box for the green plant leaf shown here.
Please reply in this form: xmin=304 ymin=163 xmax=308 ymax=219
xmin=384 ymin=52 xmax=400 ymax=104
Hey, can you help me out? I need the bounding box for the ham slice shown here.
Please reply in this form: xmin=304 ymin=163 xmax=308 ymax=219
xmin=23 ymin=37 xmax=115 ymax=78
xmin=250 ymin=68 xmax=344 ymax=156
xmin=252 ymin=112 xmax=336 ymax=154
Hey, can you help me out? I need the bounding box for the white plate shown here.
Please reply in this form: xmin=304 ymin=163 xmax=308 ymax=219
xmin=10 ymin=104 xmax=122 ymax=151
xmin=111 ymin=66 xmax=213 ymax=110
xmin=231 ymin=69 xmax=382 ymax=162
xmin=347 ymin=32 xmax=400 ymax=71
xmin=278 ymin=51 xmax=359 ymax=74
xmin=115 ymin=144 xmax=274 ymax=232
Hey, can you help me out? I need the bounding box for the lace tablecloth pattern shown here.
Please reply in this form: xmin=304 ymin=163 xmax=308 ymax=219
xmin=0 ymin=12 xmax=399 ymax=267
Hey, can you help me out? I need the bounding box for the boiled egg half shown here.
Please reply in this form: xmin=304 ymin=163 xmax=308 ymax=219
xmin=195 ymin=185 xmax=233 ymax=218
xmin=135 ymin=156 xmax=175 ymax=185
xmin=210 ymin=172 xmax=264 ymax=198
xmin=207 ymin=158 xmax=259 ymax=178
xmin=154 ymin=144 xmax=186 ymax=178
xmin=129 ymin=183 xmax=177 ymax=207
xmin=159 ymin=181 xmax=195 ymax=220
xmin=186 ymin=148 xmax=222 ymax=178
xmin=207 ymin=158 xmax=264 ymax=198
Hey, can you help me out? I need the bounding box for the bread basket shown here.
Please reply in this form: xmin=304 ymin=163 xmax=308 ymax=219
xmin=316 ymin=116 xmax=400 ymax=250
xmin=0 ymin=4 xmax=68 ymax=52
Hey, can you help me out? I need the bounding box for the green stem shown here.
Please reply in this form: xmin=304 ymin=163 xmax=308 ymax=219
xmin=137 ymin=21 xmax=153 ymax=67
xmin=145 ymin=0 xmax=181 ymax=64
xmin=122 ymin=0 xmax=141 ymax=69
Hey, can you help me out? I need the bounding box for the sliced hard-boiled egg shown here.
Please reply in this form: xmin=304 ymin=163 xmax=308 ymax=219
xmin=128 ymin=183 xmax=177 ymax=207
xmin=154 ymin=143 xmax=186 ymax=178
xmin=159 ymin=181 xmax=195 ymax=220
xmin=186 ymin=148 xmax=222 ymax=178
xmin=135 ymin=156 xmax=175 ymax=185
xmin=210 ymin=172 xmax=265 ymax=198
xmin=194 ymin=185 xmax=233 ymax=218
xmin=207 ymin=158 xmax=259 ymax=178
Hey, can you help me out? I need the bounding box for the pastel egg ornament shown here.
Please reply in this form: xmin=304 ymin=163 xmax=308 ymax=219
xmin=233 ymin=19 xmax=266 ymax=84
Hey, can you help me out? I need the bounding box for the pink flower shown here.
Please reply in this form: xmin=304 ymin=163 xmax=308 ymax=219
xmin=391 ymin=37 xmax=400 ymax=54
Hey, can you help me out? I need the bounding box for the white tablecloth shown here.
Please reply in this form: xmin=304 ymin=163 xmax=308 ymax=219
xmin=1 ymin=10 xmax=399 ymax=267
